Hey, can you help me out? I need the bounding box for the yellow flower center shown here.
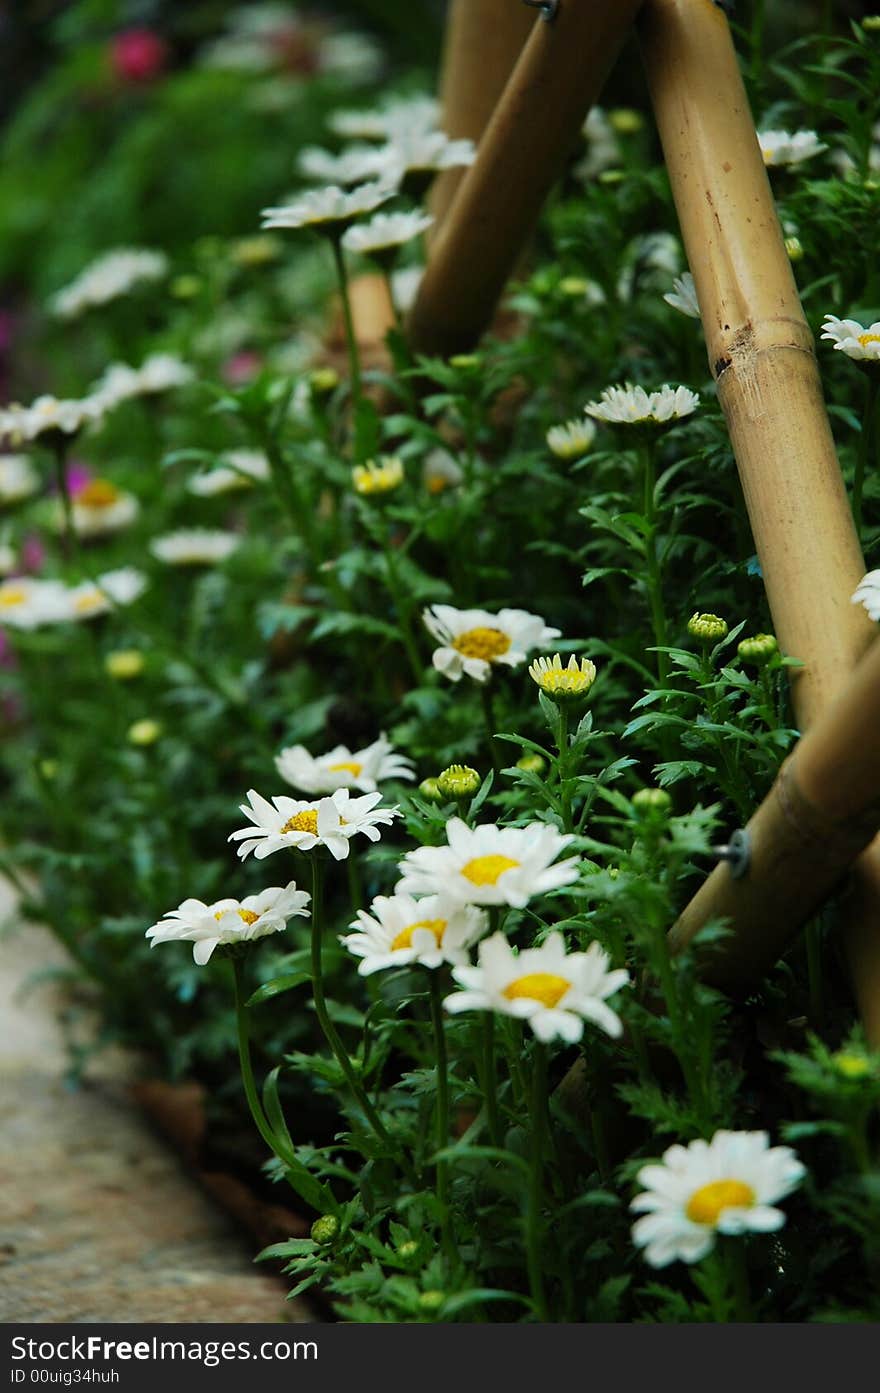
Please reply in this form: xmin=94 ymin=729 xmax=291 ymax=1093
xmin=503 ymin=973 xmax=571 ymax=1008
xmin=73 ymin=591 xmax=105 ymax=613
xmin=685 ymin=1179 xmax=755 ymax=1226
xmin=391 ymin=918 xmax=447 ymax=952
xmin=452 ymin=627 xmax=511 ymax=662
xmin=858 ymin=333 xmax=880 ymax=347
xmin=460 ymin=853 xmax=519 ymax=886
xmin=426 ymin=475 xmax=449 ymax=495
xmin=77 ymin=479 xmax=120 ymax=508
xmin=762 ymin=148 xmax=774 ymax=164
xmin=281 ymin=809 xmax=319 ymax=835
xmin=327 ymin=760 xmax=363 ymax=777
xmin=0 ymin=587 xmax=27 ymax=607
xmin=214 ymin=907 xmax=260 ymax=925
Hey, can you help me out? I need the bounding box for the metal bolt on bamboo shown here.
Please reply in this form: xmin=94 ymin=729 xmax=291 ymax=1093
xmin=670 ymin=635 xmax=880 ymax=991
xmin=639 ymin=0 xmax=880 ymax=1033
xmin=429 ymin=0 xmax=536 ymax=234
xmin=408 ymin=0 xmax=645 ymax=358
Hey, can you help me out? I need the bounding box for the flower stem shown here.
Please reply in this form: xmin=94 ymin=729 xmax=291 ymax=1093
xmin=852 ymin=374 xmax=879 ymax=536
xmin=481 ymin=1014 xmax=502 ymax=1147
xmin=330 ymin=235 xmax=362 ymax=409
xmin=480 ymin=683 xmax=503 ymax=774
xmin=309 ymin=854 xmax=395 ymax=1152
xmin=526 ymin=1041 xmax=550 ymax=1322
xmin=641 ymin=442 xmax=669 ymax=687
xmin=725 ymin=1240 xmax=754 ymax=1323
xmin=380 ymin=530 xmax=423 ymax=684
xmin=51 ymin=440 xmax=77 ymax=559
xmin=231 ymin=957 xmax=284 ymax=1159
xmin=428 ymin=972 xmax=454 ymax=1259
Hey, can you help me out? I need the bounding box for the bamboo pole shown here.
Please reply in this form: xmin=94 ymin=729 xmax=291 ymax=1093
xmin=670 ymin=635 xmax=880 ymax=987
xmin=407 ymin=0 xmax=645 ymax=358
xmin=429 ymin=0 xmax=535 ymax=232
xmin=639 ymin=0 xmax=880 ymax=1036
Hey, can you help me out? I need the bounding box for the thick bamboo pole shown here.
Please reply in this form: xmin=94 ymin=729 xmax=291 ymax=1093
xmin=429 ymin=0 xmax=535 ymax=232
xmin=670 ymin=636 xmax=880 ymax=987
xmin=407 ymin=0 xmax=644 ymax=358
xmin=639 ymin=0 xmax=880 ymax=1036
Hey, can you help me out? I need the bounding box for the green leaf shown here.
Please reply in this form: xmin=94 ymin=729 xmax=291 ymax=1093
xmin=246 ymin=971 xmax=312 ymax=1006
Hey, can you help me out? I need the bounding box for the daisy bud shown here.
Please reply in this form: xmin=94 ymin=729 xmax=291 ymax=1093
xmin=231 ymin=235 xmax=281 ymax=268
xmin=687 ymin=612 xmax=728 ymax=643
xmin=448 ymin=354 xmax=480 ymax=373
xmin=418 ymin=1290 xmax=446 ymax=1313
xmin=632 ymin=787 xmax=672 ymax=817
xmin=170 ymin=274 xmax=202 ymax=300
xmin=609 ymin=108 xmax=644 ymax=135
xmin=309 ymin=367 xmax=340 ymax=397
xmin=397 ymin=1239 xmax=419 ymax=1260
xmin=598 ymin=169 xmax=625 ymax=185
xmin=128 ymin=718 xmax=162 ymax=746
xmin=559 ymin=276 xmax=590 ymax=297
xmin=784 ymin=236 xmax=804 ymax=262
xmin=418 ymin=777 xmax=444 ymax=803
xmin=737 ymin=633 xmax=778 ymax=667
xmin=105 ymin=648 xmax=145 ymax=680
xmin=832 ymin=1051 xmax=873 ymax=1080
xmin=352 ymin=456 xmax=404 ymax=498
xmin=529 ymin=652 xmax=597 ymax=705
xmin=39 ymin=759 xmax=58 ymax=780
xmin=437 ymin=764 xmax=481 ymax=800
xmin=862 ymin=15 xmax=880 ymax=30
xmin=310 ymin=1215 xmax=340 ymax=1245
xmin=516 ymin=753 xmax=546 ymax=775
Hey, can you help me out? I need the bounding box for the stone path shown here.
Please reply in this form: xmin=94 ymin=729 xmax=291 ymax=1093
xmin=0 ymin=883 xmax=310 ymax=1323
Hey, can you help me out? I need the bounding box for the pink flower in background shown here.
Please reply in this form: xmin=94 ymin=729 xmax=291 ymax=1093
xmin=223 ymin=351 xmax=263 ymax=386
xmin=65 ymin=462 xmax=93 ymax=496
xmin=112 ymin=29 xmax=168 ymax=84
xmin=21 ymin=534 xmax=47 ymax=574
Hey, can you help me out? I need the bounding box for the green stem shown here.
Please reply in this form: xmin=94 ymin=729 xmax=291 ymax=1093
xmin=380 ymin=531 xmax=423 ymax=684
xmin=852 ymin=375 xmax=879 ymax=537
xmin=480 ymin=683 xmax=503 ymax=774
xmin=309 ymin=854 xmax=395 ymax=1152
xmin=526 ymin=1042 xmax=550 ymax=1322
xmin=50 ymin=439 xmax=77 ymax=559
xmin=482 ymin=1014 xmax=502 ymax=1147
xmin=330 ymin=235 xmax=362 ymax=409
xmin=554 ymin=703 xmax=575 ymax=834
xmin=232 ymin=957 xmax=284 ymax=1159
xmin=641 ymin=442 xmax=668 ymax=687
xmin=725 ymin=1240 xmax=754 ymax=1323
xmin=805 ymin=916 xmax=824 ymax=1026
xmin=428 ymin=973 xmax=453 ymax=1259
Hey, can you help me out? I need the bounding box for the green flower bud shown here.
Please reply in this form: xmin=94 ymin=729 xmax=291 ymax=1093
xmin=687 ymin=612 xmax=729 ymax=643
xmin=784 ymin=236 xmax=803 ymax=262
xmin=309 ymin=367 xmax=340 ymax=397
xmin=737 ymin=633 xmax=778 ymax=667
xmin=437 ymin=764 xmax=481 ymax=800
xmin=598 ymin=169 xmax=625 ymax=185
xmin=170 ymin=274 xmax=202 ymax=301
xmin=128 ymin=719 xmax=162 ymax=747
xmin=832 ymin=1051 xmax=873 ymax=1080
xmin=862 ymin=15 xmax=880 ymax=31
xmin=418 ymin=777 xmax=444 ymax=803
xmin=105 ymin=648 xmax=145 ymax=680
xmin=632 ymin=787 xmax=672 ymax=816
xmin=559 ymin=276 xmax=590 ymax=297
xmin=448 ymin=354 xmax=480 ymax=372
xmin=418 ymin=1290 xmax=446 ymax=1313
xmin=310 ymin=1214 xmax=340 ymax=1245
xmin=609 ymin=107 xmax=644 ymax=135
xmin=516 ymin=753 xmax=547 ymax=775
xmin=396 ymin=1239 xmax=419 ymax=1260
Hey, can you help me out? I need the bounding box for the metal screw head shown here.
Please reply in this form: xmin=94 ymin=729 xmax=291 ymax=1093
xmin=522 ymin=0 xmax=560 ymax=21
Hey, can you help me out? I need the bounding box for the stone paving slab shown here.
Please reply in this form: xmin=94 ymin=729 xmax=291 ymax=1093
xmin=0 ymin=886 xmax=310 ymax=1324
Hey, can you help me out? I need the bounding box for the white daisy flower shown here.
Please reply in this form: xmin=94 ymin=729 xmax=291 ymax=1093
xmin=390 ymin=265 xmax=424 ymax=314
xmin=0 ymin=455 xmax=40 ymax=506
xmin=275 ymin=733 xmax=415 ymax=794
xmin=341 ymin=892 xmax=488 ymax=976
xmin=574 ymin=107 xmax=620 ymax=181
xmin=423 ymin=604 xmax=561 ymax=684
xmin=150 ymin=529 xmax=241 ymax=566
xmin=585 ymin=382 xmax=699 ymax=428
xmin=631 ymin=1130 xmax=806 ymax=1268
xmin=376 ymin=132 xmax=476 ymax=187
xmin=188 ymin=449 xmax=270 ymax=497
xmin=146 ymin=881 xmax=311 ymax=966
xmin=0 ymin=394 xmax=103 ymax=443
xmin=64 ymin=567 xmax=148 ymax=621
xmin=546 ymin=419 xmax=596 ymax=461
xmin=396 ymin=817 xmax=580 ymax=908
xmin=50 ymin=249 xmax=168 ymax=320
xmin=758 ymin=128 xmax=826 ymax=168
xmin=342 ymin=211 xmax=433 ymax=257
xmin=65 ymin=479 xmax=139 ymax=538
xmin=229 ymin=787 xmax=400 ymax=863
xmin=422 ymin=450 xmax=464 ymax=495
xmin=92 ymin=355 xmax=194 ymax=411
xmin=0 ymin=577 xmax=69 ymax=630
xmin=297 ymin=144 xmax=392 ymax=186
xmin=617 ymin=231 xmax=681 ymax=302
xmin=444 ymin=930 xmax=629 ymax=1043
xmin=663 ymin=271 xmax=701 ymax=319
xmin=260 ymin=182 xmax=393 ymax=236
xmin=852 ymin=569 xmax=880 ymax=620
xmin=820 ymin=314 xmax=880 ymax=363
xmin=329 ymin=96 xmax=441 ymax=141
